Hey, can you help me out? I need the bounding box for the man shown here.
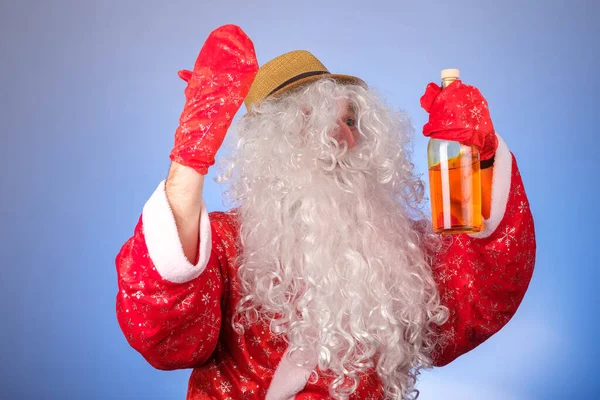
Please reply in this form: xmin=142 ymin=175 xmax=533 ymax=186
xmin=116 ymin=25 xmax=536 ymax=399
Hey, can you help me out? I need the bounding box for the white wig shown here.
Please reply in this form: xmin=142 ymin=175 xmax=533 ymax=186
xmin=218 ymin=79 xmax=448 ymax=399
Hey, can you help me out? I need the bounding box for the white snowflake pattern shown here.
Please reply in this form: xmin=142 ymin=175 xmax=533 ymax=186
xmin=200 ymin=123 xmax=213 ymax=137
xmin=471 ymin=259 xmax=486 ymax=274
xmin=132 ymin=290 xmax=144 ymax=300
xmin=437 ymin=269 xmax=455 ymax=284
xmin=452 ymin=235 xmax=467 ymax=249
xmin=158 ymin=336 xmax=179 ymax=354
xmin=231 ymin=93 xmax=244 ymax=106
xmin=518 ymin=201 xmax=528 ymax=214
xmin=218 ymin=380 xmax=232 ymax=393
xmin=440 ymin=326 xmax=456 ymax=347
xmin=464 ymin=273 xmax=475 ymax=289
xmin=150 ymin=290 xmax=168 ymax=304
xmin=206 ymin=75 xmax=220 ymax=88
xmin=263 ymin=347 xmax=271 ymax=358
xmin=449 ymin=254 xmax=464 ymax=269
xmin=175 ymin=293 xmax=194 ymax=311
xmin=441 ymin=119 xmax=454 ymax=128
xmin=499 ymin=226 xmax=517 ymax=247
xmin=514 ymin=183 xmax=524 ymax=197
xmin=441 ymin=288 xmax=455 ymax=304
xmin=119 ymin=255 xmax=134 ymax=271
xmin=466 ymin=91 xmax=477 ymax=103
xmin=207 ymin=330 xmax=218 ymax=342
xmin=469 ymin=106 xmax=482 ymax=122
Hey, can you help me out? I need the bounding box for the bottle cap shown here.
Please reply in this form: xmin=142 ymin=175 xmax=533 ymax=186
xmin=441 ymin=68 xmax=460 ymax=80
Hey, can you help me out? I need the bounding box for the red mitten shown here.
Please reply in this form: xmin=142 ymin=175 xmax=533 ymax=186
xmin=169 ymin=24 xmax=258 ymax=174
xmin=420 ymin=80 xmax=498 ymax=160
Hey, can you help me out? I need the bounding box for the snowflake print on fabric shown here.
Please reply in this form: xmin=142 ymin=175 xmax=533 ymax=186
xmin=169 ymin=25 xmax=258 ymax=175
xmin=116 ymin=155 xmax=535 ymax=398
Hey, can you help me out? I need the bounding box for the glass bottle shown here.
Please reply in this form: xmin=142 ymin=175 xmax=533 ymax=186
xmin=427 ymin=69 xmax=482 ymax=234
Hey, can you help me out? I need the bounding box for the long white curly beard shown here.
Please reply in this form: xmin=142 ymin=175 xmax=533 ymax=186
xmin=219 ymin=79 xmax=448 ymax=399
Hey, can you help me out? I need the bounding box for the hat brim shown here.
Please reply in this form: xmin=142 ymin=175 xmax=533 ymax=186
xmin=269 ymin=73 xmax=367 ymax=99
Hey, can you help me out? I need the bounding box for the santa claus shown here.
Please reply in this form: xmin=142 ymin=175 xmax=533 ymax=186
xmin=116 ymin=25 xmax=536 ymax=399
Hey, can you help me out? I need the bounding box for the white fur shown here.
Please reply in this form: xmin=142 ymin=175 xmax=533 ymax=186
xmin=141 ymin=180 xmax=212 ymax=283
xmin=469 ymin=134 xmax=512 ymax=239
xmin=266 ymin=349 xmax=317 ymax=400
xmin=221 ymin=79 xmax=448 ymax=399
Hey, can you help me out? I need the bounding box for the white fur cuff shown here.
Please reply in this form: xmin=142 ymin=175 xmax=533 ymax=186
xmin=141 ymin=180 xmax=212 ymax=283
xmin=469 ymin=133 xmax=512 ymax=239
xmin=266 ymin=348 xmax=317 ymax=400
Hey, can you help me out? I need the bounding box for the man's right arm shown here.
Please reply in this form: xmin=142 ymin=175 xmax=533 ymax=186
xmin=115 ymin=176 xmax=221 ymax=370
xmin=166 ymin=162 xmax=205 ymax=264
xmin=115 ymin=24 xmax=257 ymax=369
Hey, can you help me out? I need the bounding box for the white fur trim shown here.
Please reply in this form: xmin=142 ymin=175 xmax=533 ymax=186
xmin=141 ymin=180 xmax=212 ymax=283
xmin=469 ymin=133 xmax=512 ymax=239
xmin=266 ymin=348 xmax=317 ymax=400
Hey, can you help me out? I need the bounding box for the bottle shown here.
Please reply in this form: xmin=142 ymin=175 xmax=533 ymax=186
xmin=427 ymin=69 xmax=482 ymax=234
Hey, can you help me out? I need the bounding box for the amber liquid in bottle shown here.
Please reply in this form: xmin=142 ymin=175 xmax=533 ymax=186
xmin=428 ymin=69 xmax=483 ymax=234
xmin=428 ymin=149 xmax=482 ymax=233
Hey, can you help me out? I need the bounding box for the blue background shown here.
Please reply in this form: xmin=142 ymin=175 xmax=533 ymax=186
xmin=1 ymin=0 xmax=598 ymax=398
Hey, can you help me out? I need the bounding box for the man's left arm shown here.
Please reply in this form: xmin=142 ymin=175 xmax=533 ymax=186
xmin=429 ymin=133 xmax=537 ymax=366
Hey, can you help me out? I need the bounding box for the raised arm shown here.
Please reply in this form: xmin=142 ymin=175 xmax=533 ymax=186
xmin=166 ymin=163 xmax=205 ymax=264
xmin=115 ymin=24 xmax=258 ymax=369
xmin=429 ymin=135 xmax=536 ymax=366
xmin=166 ymin=24 xmax=257 ymax=263
xmin=419 ymin=80 xmax=536 ymax=366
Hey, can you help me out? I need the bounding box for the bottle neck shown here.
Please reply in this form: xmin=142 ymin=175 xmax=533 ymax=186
xmin=441 ymin=77 xmax=458 ymax=89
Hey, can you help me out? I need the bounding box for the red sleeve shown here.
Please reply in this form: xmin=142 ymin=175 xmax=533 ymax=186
xmin=115 ymin=215 xmax=225 ymax=370
xmin=430 ymin=153 xmax=536 ymax=366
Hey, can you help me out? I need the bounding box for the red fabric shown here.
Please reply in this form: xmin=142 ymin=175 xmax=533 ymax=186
xmin=420 ymin=80 xmax=498 ymax=160
xmin=429 ymin=156 xmax=536 ymax=366
xmin=169 ymin=25 xmax=258 ymax=174
xmin=116 ymin=155 xmax=535 ymax=398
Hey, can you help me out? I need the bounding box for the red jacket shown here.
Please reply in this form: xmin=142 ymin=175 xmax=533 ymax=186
xmin=116 ymin=135 xmax=535 ymax=399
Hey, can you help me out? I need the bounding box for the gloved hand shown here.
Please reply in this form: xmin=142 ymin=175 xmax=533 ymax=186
xmin=169 ymin=24 xmax=258 ymax=174
xmin=420 ymin=80 xmax=498 ymax=161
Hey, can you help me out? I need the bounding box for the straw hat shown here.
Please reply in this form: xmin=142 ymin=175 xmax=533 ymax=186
xmin=244 ymin=50 xmax=365 ymax=111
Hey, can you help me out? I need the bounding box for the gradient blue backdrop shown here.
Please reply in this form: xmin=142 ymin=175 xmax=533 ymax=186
xmin=1 ymin=0 xmax=598 ymax=398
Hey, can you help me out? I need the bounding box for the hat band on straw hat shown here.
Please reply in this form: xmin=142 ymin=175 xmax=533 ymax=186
xmin=267 ymin=70 xmax=329 ymax=97
xmin=244 ymin=50 xmax=365 ymax=110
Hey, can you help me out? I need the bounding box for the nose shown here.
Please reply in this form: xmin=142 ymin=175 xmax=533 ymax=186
xmin=335 ymin=118 xmax=357 ymax=149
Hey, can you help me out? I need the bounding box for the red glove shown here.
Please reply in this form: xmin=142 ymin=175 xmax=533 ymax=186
xmin=169 ymin=25 xmax=258 ymax=174
xmin=420 ymin=80 xmax=498 ymax=160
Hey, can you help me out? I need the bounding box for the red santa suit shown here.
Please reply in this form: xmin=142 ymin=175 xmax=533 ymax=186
xmin=115 ymin=132 xmax=536 ymax=399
